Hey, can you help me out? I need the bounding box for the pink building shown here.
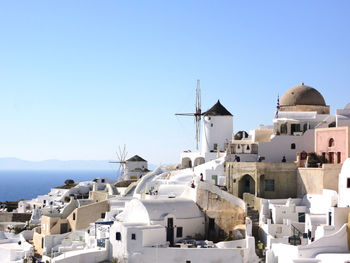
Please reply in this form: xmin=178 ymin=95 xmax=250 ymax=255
xmin=315 ymin=126 xmax=350 ymax=164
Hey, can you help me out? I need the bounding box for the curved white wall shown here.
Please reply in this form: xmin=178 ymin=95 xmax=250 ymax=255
xmin=338 ymin=158 xmax=350 ymax=207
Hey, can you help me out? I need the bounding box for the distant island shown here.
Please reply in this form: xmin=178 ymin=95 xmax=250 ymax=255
xmin=0 ymin=157 xmax=158 ymax=171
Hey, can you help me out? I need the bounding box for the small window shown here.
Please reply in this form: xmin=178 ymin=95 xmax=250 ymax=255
xmin=211 ymin=123 xmax=213 ymax=127
xmin=265 ymin=179 xmax=275 ymax=191
xmin=176 ymin=227 xmax=183 ymax=238
xmin=131 ymin=233 xmax=136 ymax=240
xmin=246 ymin=145 xmax=250 ymax=151
xmin=73 ymin=213 xmax=76 ymax=221
xmin=329 ymin=138 xmax=335 ymax=147
xmin=213 ymin=143 xmax=218 ymax=150
xmin=101 ymin=179 xmax=105 ymax=183
xmin=186 ymin=261 xmax=191 ymax=263
xmin=347 ymin=178 xmax=350 ymax=188
xmin=291 ymin=143 xmax=296 ymax=149
xmin=116 ymin=232 xmax=121 ymax=241
xmin=298 ymin=212 xmax=305 ymax=223
xmin=41 ymin=237 xmax=44 ymax=249
xmin=101 ymin=213 xmax=105 ymax=219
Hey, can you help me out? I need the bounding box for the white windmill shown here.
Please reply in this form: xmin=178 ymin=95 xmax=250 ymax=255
xmin=109 ymin=145 xmax=128 ymax=181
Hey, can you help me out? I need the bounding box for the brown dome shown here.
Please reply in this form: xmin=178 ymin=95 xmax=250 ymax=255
xmin=280 ymin=84 xmax=326 ymax=106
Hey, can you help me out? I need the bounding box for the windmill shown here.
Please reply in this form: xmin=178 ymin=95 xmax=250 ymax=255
xmin=109 ymin=145 xmax=128 ymax=181
xmin=175 ymin=80 xmax=202 ymax=150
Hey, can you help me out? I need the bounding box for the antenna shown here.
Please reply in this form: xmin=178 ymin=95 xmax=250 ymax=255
xmin=175 ymin=80 xmax=202 ymax=150
xmin=109 ymin=144 xmax=128 ymax=181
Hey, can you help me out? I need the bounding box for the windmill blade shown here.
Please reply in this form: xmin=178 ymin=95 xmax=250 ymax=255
xmin=175 ymin=113 xmax=195 ymax=116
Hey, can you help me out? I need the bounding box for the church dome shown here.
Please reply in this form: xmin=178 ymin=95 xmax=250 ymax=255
xmin=280 ymin=83 xmax=326 ymax=106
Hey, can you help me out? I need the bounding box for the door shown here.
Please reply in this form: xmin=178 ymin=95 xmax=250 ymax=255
xmin=166 ymin=218 xmax=174 ymax=246
xmin=60 ymin=223 xmax=68 ymax=234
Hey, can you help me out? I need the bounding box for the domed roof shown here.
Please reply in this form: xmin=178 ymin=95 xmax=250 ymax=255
xmin=280 ymin=83 xmax=326 ymax=106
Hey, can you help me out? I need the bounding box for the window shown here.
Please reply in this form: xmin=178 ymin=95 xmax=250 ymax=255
xmin=280 ymin=124 xmax=287 ymax=134
xmin=291 ymin=143 xmax=296 ymax=150
xmin=176 ymin=227 xmax=183 ymax=238
xmin=298 ymin=212 xmax=305 ymax=223
xmin=213 ymin=143 xmax=218 ymax=151
xmin=101 ymin=213 xmax=105 ymax=219
xmin=73 ymin=213 xmax=76 ymax=221
xmin=131 ymin=233 xmax=136 ymax=240
xmin=291 ymin=124 xmax=300 ymax=134
xmin=41 ymin=237 xmax=44 ymax=249
xmin=116 ymin=232 xmax=121 ymax=241
xmin=347 ymin=178 xmax=350 ymax=188
xmin=329 ymin=138 xmax=335 ymax=147
xmin=101 ymin=179 xmax=105 ymax=183
xmin=265 ymin=179 xmax=275 ymax=191
xmin=337 ymin=152 xmax=341 ymax=164
xmin=303 ymin=123 xmax=308 ymax=132
xmin=186 ymin=261 xmax=191 ymax=263
xmin=210 ymin=123 xmax=213 ymax=127
xmin=246 ymin=145 xmax=250 ymax=151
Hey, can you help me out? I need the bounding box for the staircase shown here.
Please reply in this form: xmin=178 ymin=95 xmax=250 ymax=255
xmin=247 ymin=207 xmax=260 ymax=238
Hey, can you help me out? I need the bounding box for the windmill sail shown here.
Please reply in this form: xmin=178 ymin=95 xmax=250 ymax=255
xmin=175 ymin=80 xmax=202 ymax=150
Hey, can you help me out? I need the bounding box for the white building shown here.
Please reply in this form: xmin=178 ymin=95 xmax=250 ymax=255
xmin=123 ymin=155 xmax=149 ymax=180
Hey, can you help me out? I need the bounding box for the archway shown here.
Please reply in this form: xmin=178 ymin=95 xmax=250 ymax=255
xmin=238 ymin=174 xmax=256 ymax=198
xmin=181 ymin=157 xmax=192 ymax=169
xmin=193 ymin=157 xmax=205 ymax=167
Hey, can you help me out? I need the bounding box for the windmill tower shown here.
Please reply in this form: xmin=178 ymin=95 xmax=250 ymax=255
xmin=201 ymin=100 xmax=233 ymax=154
xmin=175 ymin=80 xmax=202 ymax=150
xmin=109 ymin=145 xmax=128 ymax=181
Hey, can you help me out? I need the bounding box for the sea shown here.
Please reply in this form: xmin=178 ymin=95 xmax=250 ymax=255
xmin=0 ymin=170 xmax=118 ymax=202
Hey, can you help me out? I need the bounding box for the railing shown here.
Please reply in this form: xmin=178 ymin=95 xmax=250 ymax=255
xmin=289 ymin=224 xmax=302 ymax=246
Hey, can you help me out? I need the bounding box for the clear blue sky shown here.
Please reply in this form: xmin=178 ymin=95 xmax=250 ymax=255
xmin=1 ymin=1 xmax=350 ymax=164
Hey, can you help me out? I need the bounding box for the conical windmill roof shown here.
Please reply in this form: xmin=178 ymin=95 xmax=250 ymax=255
xmin=203 ymin=100 xmax=233 ymax=116
xmin=126 ymin=155 xmax=147 ymax=162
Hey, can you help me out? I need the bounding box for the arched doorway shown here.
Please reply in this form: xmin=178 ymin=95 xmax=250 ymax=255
xmin=238 ymin=174 xmax=255 ymax=198
xmin=194 ymin=157 xmax=205 ymax=167
xmin=181 ymin=157 xmax=192 ymax=169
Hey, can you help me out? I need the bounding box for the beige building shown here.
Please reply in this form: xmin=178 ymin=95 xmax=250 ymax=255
xmin=226 ymin=162 xmax=298 ymax=199
xmin=33 ymin=199 xmax=109 ymax=255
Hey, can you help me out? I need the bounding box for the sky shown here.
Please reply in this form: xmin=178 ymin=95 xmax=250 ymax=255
xmin=1 ymin=1 xmax=350 ymax=165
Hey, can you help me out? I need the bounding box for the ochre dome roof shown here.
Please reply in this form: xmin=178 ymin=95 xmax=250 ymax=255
xmin=280 ymin=83 xmax=326 ymax=106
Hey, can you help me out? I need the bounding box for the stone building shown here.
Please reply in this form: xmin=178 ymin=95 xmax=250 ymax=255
xmin=226 ymin=162 xmax=298 ymax=199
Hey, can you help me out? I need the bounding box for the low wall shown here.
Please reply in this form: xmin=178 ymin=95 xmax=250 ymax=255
xmin=43 ymin=247 xmax=109 ymax=263
xmin=134 ymin=247 xmax=245 ymax=263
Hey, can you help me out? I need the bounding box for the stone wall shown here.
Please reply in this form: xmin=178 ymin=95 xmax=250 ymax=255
xmin=0 ymin=212 xmax=31 ymax=223
xmin=297 ymin=164 xmax=342 ymax=197
xmin=196 ymin=182 xmax=246 ymax=241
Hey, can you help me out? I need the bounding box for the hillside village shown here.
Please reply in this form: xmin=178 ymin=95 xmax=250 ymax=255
xmin=1 ymin=83 xmax=350 ymax=263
